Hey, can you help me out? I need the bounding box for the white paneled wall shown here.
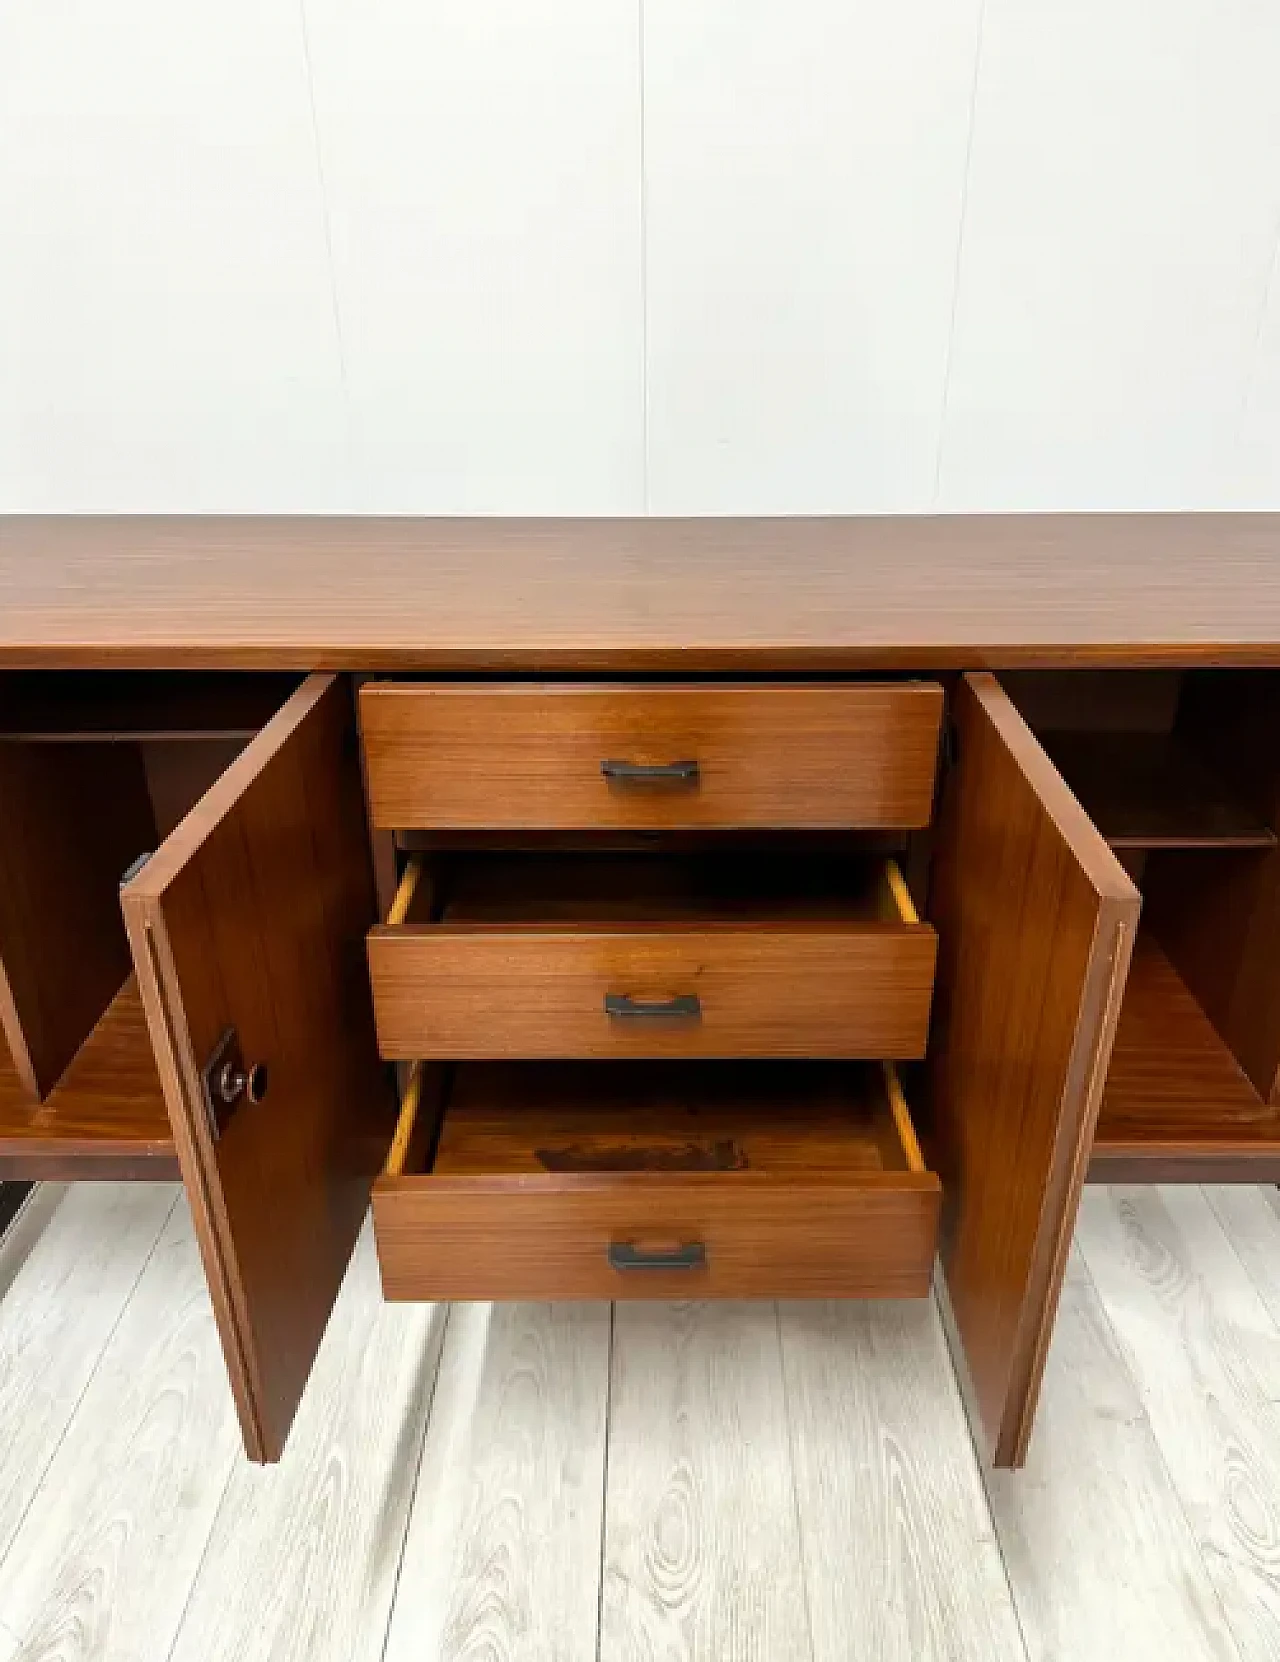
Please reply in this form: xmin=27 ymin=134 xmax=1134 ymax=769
xmin=2 ymin=0 xmax=1280 ymax=513
xmin=1237 ymin=246 xmax=1280 ymax=507
xmin=936 ymin=0 xmax=1280 ymax=510
xmin=642 ymin=0 xmax=982 ymax=513
xmin=0 ymin=0 xmax=350 ymax=511
xmin=302 ymin=0 xmax=644 ymax=513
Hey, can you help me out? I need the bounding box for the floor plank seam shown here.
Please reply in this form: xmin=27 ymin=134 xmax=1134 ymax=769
xmin=594 ymin=1301 xmax=616 ymax=1662
xmin=157 ymin=1454 xmax=241 ymax=1662
xmin=0 ymin=1184 xmax=66 ymax=1304
xmin=377 ymin=1300 xmax=455 ymax=1662
xmin=1202 ymin=1183 xmax=1280 ymax=1393
xmin=931 ymin=1291 xmax=1033 ymax=1662
xmin=773 ymin=1301 xmax=819 ymax=1662
xmin=1073 ymin=1191 xmax=1251 ymax=1654
xmin=0 ymin=1186 xmax=182 ymax=1593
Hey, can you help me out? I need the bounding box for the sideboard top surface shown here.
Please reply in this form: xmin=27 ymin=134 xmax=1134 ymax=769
xmin=2 ymin=514 xmax=1279 ymax=670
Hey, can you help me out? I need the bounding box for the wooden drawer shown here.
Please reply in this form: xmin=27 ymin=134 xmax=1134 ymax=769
xmin=367 ymin=850 xmax=937 ymax=1060
xmin=359 ymin=681 xmax=943 ymax=830
xmin=372 ymin=1059 xmax=941 ymax=1301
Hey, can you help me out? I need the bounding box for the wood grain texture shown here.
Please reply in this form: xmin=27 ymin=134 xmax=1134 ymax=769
xmin=376 ymin=1058 xmax=939 ymax=1301
xmin=370 ymin=924 xmax=936 ymax=1061
xmin=375 ymin=1176 xmax=938 ymax=1302
xmin=121 ymin=674 xmax=396 ymax=1462
xmin=0 ymin=738 xmax=156 ymax=1097
xmin=987 ymin=1251 xmax=1244 ymax=1662
xmin=360 ymin=681 xmax=943 ymax=829
xmin=5 ymin=516 xmax=1280 ymax=669
xmin=1077 ymin=1186 xmax=1280 ymax=1661
xmin=0 ymin=977 xmax=177 ymax=1180
xmin=778 ymin=1297 xmax=1024 ymax=1662
xmin=372 ymin=854 xmax=935 ymax=1059
xmin=925 ymin=672 xmax=1140 ymax=1467
xmin=1090 ymin=934 xmax=1280 ymax=1182
xmin=1205 ymin=1184 xmax=1280 ymax=1333
xmin=167 ymin=1224 xmax=447 ymax=1662
xmin=0 ymin=1201 xmax=243 ymax=1662
xmin=431 ymin=1060 xmax=917 ymax=1177
xmin=383 ymin=1301 xmax=610 ymax=1662
xmin=601 ymin=1300 xmax=810 ymax=1661
xmin=0 ymin=1183 xmax=176 ymax=1569
xmin=377 ymin=1055 xmax=937 ymax=1306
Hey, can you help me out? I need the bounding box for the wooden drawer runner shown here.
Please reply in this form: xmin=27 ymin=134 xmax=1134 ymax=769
xmin=372 ymin=1059 xmax=941 ymax=1301
xmin=359 ymin=681 xmax=943 ymax=830
xmin=367 ymin=851 xmax=937 ymax=1060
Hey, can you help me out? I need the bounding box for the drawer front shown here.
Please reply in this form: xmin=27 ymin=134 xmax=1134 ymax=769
xmin=360 ymin=682 xmax=943 ymax=830
xmin=367 ymin=925 xmax=938 ymax=1059
xmin=373 ymin=1174 xmax=940 ymax=1301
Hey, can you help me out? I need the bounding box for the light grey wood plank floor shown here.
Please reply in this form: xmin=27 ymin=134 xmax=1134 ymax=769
xmin=986 ymin=1251 xmax=1244 ymax=1662
xmin=0 ymin=1200 xmax=241 ymax=1662
xmin=780 ymin=1297 xmax=1024 ymax=1662
xmin=168 ymin=1225 xmax=447 ymax=1662
xmin=601 ymin=1300 xmax=810 ymax=1662
xmin=385 ymin=1300 xmax=610 ymax=1662
xmin=5 ymin=1182 xmax=1280 ymax=1661
xmin=0 ymin=1184 xmax=177 ymax=1569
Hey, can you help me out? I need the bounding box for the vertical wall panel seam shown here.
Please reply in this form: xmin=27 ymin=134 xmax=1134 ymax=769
xmin=932 ymin=0 xmax=988 ymax=508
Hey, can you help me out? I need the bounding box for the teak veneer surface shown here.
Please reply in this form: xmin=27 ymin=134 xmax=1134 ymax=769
xmin=373 ymin=1061 xmax=939 ymax=1302
xmin=122 ymin=675 xmax=396 ymax=1463
xmin=360 ymin=681 xmax=942 ymax=829
xmin=1090 ymin=933 xmax=1280 ymax=1180
xmin=429 ymin=1059 xmax=913 ymax=1176
xmin=4 ymin=514 xmax=1280 ymax=669
xmin=0 ymin=977 xmax=177 ymax=1180
xmin=926 ymin=674 xmax=1139 ymax=1468
xmin=369 ymin=853 xmax=936 ymax=1061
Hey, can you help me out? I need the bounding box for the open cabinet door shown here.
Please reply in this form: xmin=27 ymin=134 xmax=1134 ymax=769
xmin=927 ymin=673 xmax=1139 ymax=1468
xmin=122 ymin=676 xmax=395 ymax=1462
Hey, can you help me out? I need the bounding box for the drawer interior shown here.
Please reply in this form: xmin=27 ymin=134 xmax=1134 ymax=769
xmin=373 ymin=1058 xmax=939 ymax=1302
xmin=384 ymin=1057 xmax=924 ymax=1176
xmin=387 ymin=1058 xmax=927 ymax=1181
xmin=387 ymin=847 xmax=922 ymax=929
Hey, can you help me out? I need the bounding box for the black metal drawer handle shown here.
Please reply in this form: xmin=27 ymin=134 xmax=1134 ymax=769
xmin=600 ymin=758 xmax=699 ymax=784
xmin=608 ymin=1242 xmax=707 ymax=1272
xmin=604 ymin=992 xmax=701 ymax=1020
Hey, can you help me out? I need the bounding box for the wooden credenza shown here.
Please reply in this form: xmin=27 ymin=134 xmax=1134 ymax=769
xmin=2 ymin=514 xmax=1280 ymax=1471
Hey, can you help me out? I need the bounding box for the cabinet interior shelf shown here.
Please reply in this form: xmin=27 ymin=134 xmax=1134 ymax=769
xmin=0 ymin=977 xmax=177 ymax=1180
xmin=1040 ymin=730 xmax=1276 ymax=850
xmin=0 ymin=671 xmax=300 ymax=743
xmin=1090 ymin=933 xmax=1280 ymax=1181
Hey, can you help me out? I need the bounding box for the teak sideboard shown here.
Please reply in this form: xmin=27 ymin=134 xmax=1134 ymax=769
xmin=3 ymin=514 xmax=1280 ymax=1470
